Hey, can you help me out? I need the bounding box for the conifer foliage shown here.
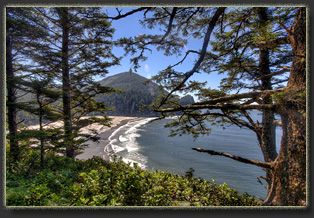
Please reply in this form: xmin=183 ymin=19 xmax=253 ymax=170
xmin=5 ymin=6 xmax=307 ymax=206
xmin=136 ymin=7 xmax=307 ymax=206
xmin=6 ymin=7 xmax=119 ymax=161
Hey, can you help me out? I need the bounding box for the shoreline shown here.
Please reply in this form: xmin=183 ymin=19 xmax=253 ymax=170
xmin=22 ymin=116 xmax=141 ymax=160
xmin=76 ymin=116 xmax=141 ymax=161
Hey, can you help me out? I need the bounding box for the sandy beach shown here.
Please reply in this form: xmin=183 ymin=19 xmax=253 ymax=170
xmin=23 ymin=116 xmax=138 ymax=160
xmin=76 ymin=116 xmax=138 ymax=161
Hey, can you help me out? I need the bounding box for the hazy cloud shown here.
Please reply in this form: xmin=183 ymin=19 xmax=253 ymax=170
xmin=144 ymin=64 xmax=150 ymax=72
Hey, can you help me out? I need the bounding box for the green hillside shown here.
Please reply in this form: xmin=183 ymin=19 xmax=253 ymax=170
xmin=98 ymin=71 xmax=158 ymax=95
xmin=15 ymin=72 xmax=195 ymax=124
xmin=96 ymin=72 xmax=194 ymax=117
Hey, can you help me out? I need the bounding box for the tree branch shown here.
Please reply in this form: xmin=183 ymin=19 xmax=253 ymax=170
xmin=256 ymin=68 xmax=290 ymax=80
xmin=108 ymin=7 xmax=152 ymax=20
xmin=158 ymin=7 xmax=177 ymax=43
xmin=158 ymin=7 xmax=226 ymax=108
xmin=241 ymin=109 xmax=261 ymax=132
xmin=250 ymin=36 xmax=289 ymax=49
xmin=278 ymin=16 xmax=292 ymax=34
xmin=155 ymin=102 xmax=276 ymax=113
xmin=192 ymin=148 xmax=273 ymax=169
xmin=193 ymin=88 xmax=285 ymax=106
xmin=273 ymin=120 xmax=282 ymax=127
xmin=221 ymin=108 xmax=254 ymax=131
xmin=170 ymin=50 xmax=200 ymax=68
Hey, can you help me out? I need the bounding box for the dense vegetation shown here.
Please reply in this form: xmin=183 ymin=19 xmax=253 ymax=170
xmin=5 ymin=6 xmax=306 ymax=207
xmin=15 ymin=72 xmax=195 ymax=120
xmin=6 ymin=147 xmax=259 ymax=207
xmin=136 ymin=7 xmax=306 ymax=205
xmin=96 ymin=72 xmax=194 ymax=117
xmin=96 ymin=72 xmax=160 ymax=117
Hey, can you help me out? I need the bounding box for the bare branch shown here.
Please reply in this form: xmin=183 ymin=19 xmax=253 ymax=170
xmin=170 ymin=50 xmax=200 ymax=68
xmin=192 ymin=148 xmax=273 ymax=169
xmin=271 ymin=79 xmax=289 ymax=86
xmin=34 ymin=8 xmax=59 ymax=25
xmin=161 ymin=7 xmax=172 ymax=16
xmin=109 ymin=7 xmax=152 ymax=20
xmin=221 ymin=109 xmax=250 ymax=130
xmin=257 ymin=176 xmax=268 ymax=189
xmin=241 ymin=109 xmax=261 ymax=132
xmin=278 ymin=16 xmax=292 ymax=34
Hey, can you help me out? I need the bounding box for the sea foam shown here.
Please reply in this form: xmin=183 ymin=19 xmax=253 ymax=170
xmin=105 ymin=117 xmax=154 ymax=169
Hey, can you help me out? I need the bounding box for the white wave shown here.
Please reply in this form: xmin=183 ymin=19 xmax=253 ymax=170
xmin=125 ymin=118 xmax=155 ymax=135
xmin=164 ymin=116 xmax=179 ymax=119
xmin=104 ymin=140 xmax=115 ymax=153
xmin=119 ymin=135 xmax=128 ymax=142
xmin=112 ymin=144 xmax=125 ymax=153
xmin=126 ymin=144 xmax=139 ymax=152
xmin=108 ymin=124 xmax=126 ymax=141
xmin=105 ymin=117 xmax=153 ymax=167
xmin=122 ymin=157 xmax=146 ymax=169
xmin=104 ymin=138 xmax=125 ymax=153
xmin=113 ymin=118 xmax=154 ymax=153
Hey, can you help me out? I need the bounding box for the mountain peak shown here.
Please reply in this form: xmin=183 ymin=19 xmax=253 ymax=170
xmin=96 ymin=72 xmax=194 ymax=117
xmin=98 ymin=72 xmax=156 ymax=94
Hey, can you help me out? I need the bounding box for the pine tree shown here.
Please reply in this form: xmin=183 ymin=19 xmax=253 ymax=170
xmin=17 ymin=75 xmax=62 ymax=168
xmin=263 ymin=7 xmax=306 ymax=206
xmin=204 ymin=7 xmax=295 ymax=194
xmin=6 ymin=7 xmax=49 ymax=162
xmin=31 ymin=7 xmax=120 ymax=159
xmin=134 ymin=6 xmax=306 ymax=205
xmin=6 ymin=7 xmax=120 ymax=160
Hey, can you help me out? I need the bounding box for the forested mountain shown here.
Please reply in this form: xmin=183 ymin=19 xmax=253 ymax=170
xmin=96 ymin=72 xmax=195 ymax=117
xmin=15 ymin=71 xmax=195 ymax=125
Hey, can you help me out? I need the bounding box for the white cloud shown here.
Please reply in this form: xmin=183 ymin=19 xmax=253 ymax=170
xmin=144 ymin=64 xmax=150 ymax=73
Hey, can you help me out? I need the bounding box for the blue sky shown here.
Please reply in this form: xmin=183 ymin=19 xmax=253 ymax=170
xmin=102 ymin=7 xmax=225 ymax=91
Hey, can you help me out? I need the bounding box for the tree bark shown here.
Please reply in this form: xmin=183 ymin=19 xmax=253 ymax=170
xmin=60 ymin=8 xmax=75 ymax=160
xmin=36 ymin=94 xmax=44 ymax=168
xmin=6 ymin=32 xmax=20 ymax=162
xmin=257 ymin=7 xmax=278 ymax=193
xmin=258 ymin=7 xmax=278 ymax=163
xmin=263 ymin=7 xmax=307 ymax=206
xmin=192 ymin=148 xmax=273 ymax=169
xmin=39 ymin=105 xmax=44 ymax=168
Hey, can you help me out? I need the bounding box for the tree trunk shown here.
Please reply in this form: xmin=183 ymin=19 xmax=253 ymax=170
xmin=36 ymin=93 xmax=45 ymax=168
xmin=255 ymin=7 xmax=278 ymax=193
xmin=39 ymin=107 xmax=44 ymax=168
xmin=6 ymin=32 xmax=20 ymax=162
xmin=259 ymin=46 xmax=277 ymax=194
xmin=263 ymin=7 xmax=306 ymax=206
xmin=60 ymin=8 xmax=75 ymax=160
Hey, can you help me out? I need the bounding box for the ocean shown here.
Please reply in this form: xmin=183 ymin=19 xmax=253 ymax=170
xmin=105 ymin=110 xmax=282 ymax=199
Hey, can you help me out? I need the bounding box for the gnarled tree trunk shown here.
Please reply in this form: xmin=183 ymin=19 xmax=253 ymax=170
xmin=263 ymin=7 xmax=306 ymax=206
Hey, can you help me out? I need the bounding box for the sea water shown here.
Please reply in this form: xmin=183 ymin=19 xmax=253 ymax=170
xmin=106 ymin=111 xmax=282 ymax=199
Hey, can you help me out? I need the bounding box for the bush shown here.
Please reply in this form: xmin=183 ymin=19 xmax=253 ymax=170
xmin=6 ymin=154 xmax=260 ymax=206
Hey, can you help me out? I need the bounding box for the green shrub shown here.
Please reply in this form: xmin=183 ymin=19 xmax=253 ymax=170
xmin=6 ymin=153 xmax=260 ymax=207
